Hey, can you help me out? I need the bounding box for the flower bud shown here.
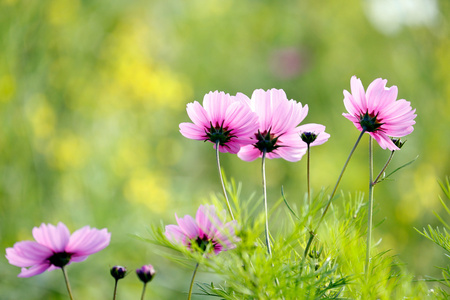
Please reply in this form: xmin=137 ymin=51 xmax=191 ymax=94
xmin=136 ymin=264 xmax=156 ymax=284
xmin=110 ymin=265 xmax=127 ymax=280
xmin=301 ymin=132 xmax=318 ymax=145
xmin=391 ymin=138 xmax=406 ymax=149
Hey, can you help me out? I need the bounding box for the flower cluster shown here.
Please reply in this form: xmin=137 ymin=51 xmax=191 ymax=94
xmin=180 ymin=88 xmax=330 ymax=161
xmin=4 ymin=76 xmax=417 ymax=299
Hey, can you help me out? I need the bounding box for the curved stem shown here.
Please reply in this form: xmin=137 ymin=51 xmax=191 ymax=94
xmin=187 ymin=263 xmax=200 ymax=300
xmin=140 ymin=283 xmax=147 ymax=300
xmin=262 ymin=149 xmax=272 ymax=255
xmin=215 ymin=141 xmax=235 ymax=220
xmin=304 ymin=130 xmax=365 ymax=256
xmin=365 ymin=137 xmax=374 ymax=275
xmin=61 ymin=267 xmax=74 ymax=300
xmin=373 ymin=150 xmax=395 ymax=185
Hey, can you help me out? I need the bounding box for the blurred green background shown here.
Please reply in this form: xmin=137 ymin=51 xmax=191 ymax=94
xmin=0 ymin=0 xmax=449 ymax=298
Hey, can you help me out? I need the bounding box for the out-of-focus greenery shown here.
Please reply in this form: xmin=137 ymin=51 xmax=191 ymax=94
xmin=0 ymin=0 xmax=448 ymax=298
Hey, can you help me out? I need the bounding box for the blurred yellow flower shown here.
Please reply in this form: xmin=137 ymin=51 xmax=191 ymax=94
xmin=111 ymin=138 xmax=150 ymax=176
xmin=124 ymin=169 xmax=169 ymax=213
xmin=0 ymin=74 xmax=16 ymax=103
xmin=48 ymin=132 xmax=89 ymax=170
xmin=47 ymin=0 xmax=79 ymax=25
xmin=27 ymin=95 xmax=56 ymax=140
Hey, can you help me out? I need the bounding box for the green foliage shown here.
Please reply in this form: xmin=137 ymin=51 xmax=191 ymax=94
xmin=149 ymin=182 xmax=432 ymax=299
xmin=417 ymin=177 xmax=450 ymax=297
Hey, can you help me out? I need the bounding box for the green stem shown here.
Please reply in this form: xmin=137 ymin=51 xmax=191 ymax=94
xmin=140 ymin=283 xmax=147 ymax=300
xmin=373 ymin=150 xmax=395 ymax=185
xmin=113 ymin=279 xmax=118 ymax=300
xmin=262 ymin=149 xmax=272 ymax=255
xmin=187 ymin=263 xmax=200 ymax=300
xmin=307 ymin=144 xmax=311 ymax=207
xmin=365 ymin=137 xmax=374 ymax=275
xmin=304 ymin=130 xmax=365 ymax=256
xmin=215 ymin=141 xmax=235 ymax=220
xmin=61 ymin=267 xmax=74 ymax=300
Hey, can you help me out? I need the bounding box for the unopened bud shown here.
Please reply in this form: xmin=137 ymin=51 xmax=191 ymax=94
xmin=391 ymin=138 xmax=406 ymax=149
xmin=110 ymin=265 xmax=127 ymax=280
xmin=136 ymin=264 xmax=156 ymax=284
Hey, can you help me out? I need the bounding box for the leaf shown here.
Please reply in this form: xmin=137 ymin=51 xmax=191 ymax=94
xmin=378 ymin=155 xmax=418 ymax=183
xmin=281 ymin=185 xmax=300 ymax=220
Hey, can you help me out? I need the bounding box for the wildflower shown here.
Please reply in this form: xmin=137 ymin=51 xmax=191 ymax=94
xmin=165 ymin=205 xmax=238 ymax=255
xmin=110 ymin=265 xmax=127 ymax=280
xmin=179 ymin=91 xmax=259 ymax=154
xmin=299 ymin=123 xmax=330 ymax=146
xmin=237 ymin=89 xmax=310 ymax=162
xmin=342 ymin=76 xmax=416 ymax=150
xmin=6 ymin=222 xmax=111 ymax=277
xmin=136 ymin=264 xmax=156 ymax=284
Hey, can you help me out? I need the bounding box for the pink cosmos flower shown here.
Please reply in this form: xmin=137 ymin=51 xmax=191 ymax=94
xmin=179 ymin=91 xmax=259 ymax=154
xmin=343 ymin=76 xmax=416 ymax=151
xmin=237 ymin=89 xmax=310 ymax=162
xmin=165 ymin=205 xmax=238 ymax=255
xmin=299 ymin=123 xmax=330 ymax=147
xmin=6 ymin=222 xmax=111 ymax=278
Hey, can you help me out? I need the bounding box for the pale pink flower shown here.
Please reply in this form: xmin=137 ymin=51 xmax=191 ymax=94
xmin=6 ymin=222 xmax=111 ymax=277
xmin=237 ymin=89 xmax=310 ymax=162
xmin=299 ymin=123 xmax=330 ymax=147
xmin=165 ymin=205 xmax=238 ymax=255
xmin=179 ymin=91 xmax=259 ymax=154
xmin=343 ymin=76 xmax=416 ymax=150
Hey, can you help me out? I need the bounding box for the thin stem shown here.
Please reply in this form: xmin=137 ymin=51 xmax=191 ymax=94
xmin=307 ymin=144 xmax=311 ymax=207
xmin=365 ymin=137 xmax=374 ymax=275
xmin=140 ymin=283 xmax=147 ymax=300
xmin=373 ymin=150 xmax=395 ymax=185
xmin=61 ymin=267 xmax=74 ymax=300
xmin=187 ymin=263 xmax=200 ymax=300
xmin=304 ymin=130 xmax=365 ymax=257
xmin=215 ymin=141 xmax=235 ymax=220
xmin=262 ymin=149 xmax=272 ymax=255
xmin=113 ymin=280 xmax=118 ymax=300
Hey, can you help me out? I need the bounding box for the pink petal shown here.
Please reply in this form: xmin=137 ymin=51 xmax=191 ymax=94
xmin=18 ymin=263 xmax=51 ymax=278
xmin=179 ymin=123 xmax=207 ymax=140
xmin=32 ymin=223 xmax=70 ymax=252
xmin=66 ymin=227 xmax=111 ymax=256
xmin=186 ymin=101 xmax=209 ymax=128
xmin=196 ymin=205 xmax=224 ymax=238
xmin=350 ymin=76 xmax=368 ymax=113
xmin=343 ymin=90 xmax=360 ymax=116
xmin=165 ymin=224 xmax=186 ymax=244
xmin=175 ymin=214 xmax=200 ymax=239
xmin=6 ymin=241 xmax=53 ymax=267
xmin=370 ymin=132 xmax=399 ymax=151
xmin=237 ymin=145 xmax=261 ymax=161
xmin=203 ymin=91 xmax=233 ymax=126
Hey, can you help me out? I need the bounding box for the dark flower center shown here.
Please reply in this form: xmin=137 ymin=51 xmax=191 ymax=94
xmin=191 ymin=236 xmax=220 ymax=254
xmin=206 ymin=121 xmax=235 ymax=145
xmin=359 ymin=111 xmax=383 ymax=132
xmin=301 ymin=132 xmax=318 ymax=145
xmin=254 ymin=129 xmax=281 ymax=153
xmin=195 ymin=236 xmax=212 ymax=252
xmin=48 ymin=252 xmax=72 ymax=268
